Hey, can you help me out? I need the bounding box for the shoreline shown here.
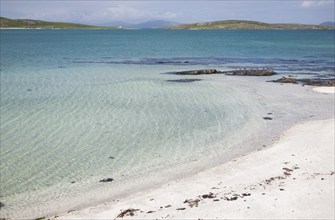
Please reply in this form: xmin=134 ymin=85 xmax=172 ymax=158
xmin=52 ymin=116 xmax=335 ymax=219
xmin=1 ymin=80 xmax=334 ymax=219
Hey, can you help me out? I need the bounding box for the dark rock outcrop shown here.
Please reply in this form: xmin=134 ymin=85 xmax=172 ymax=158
xmin=271 ymin=77 xmax=298 ymax=84
xmin=173 ymin=69 xmax=277 ymax=76
xmin=272 ymin=77 xmax=335 ymax=86
xmin=299 ymin=78 xmax=335 ymax=86
xmin=223 ymin=69 xmax=277 ymax=76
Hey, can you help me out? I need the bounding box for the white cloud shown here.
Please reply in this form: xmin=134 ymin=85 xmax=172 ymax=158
xmin=106 ymin=5 xmax=179 ymax=21
xmin=107 ymin=5 xmax=146 ymax=20
xmin=300 ymin=0 xmax=333 ymax=8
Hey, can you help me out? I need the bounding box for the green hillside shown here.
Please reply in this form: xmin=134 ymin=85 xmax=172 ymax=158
xmin=168 ymin=20 xmax=335 ymax=30
xmin=0 ymin=17 xmax=115 ymax=29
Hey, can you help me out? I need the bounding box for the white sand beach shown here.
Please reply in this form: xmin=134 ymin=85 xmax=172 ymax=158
xmin=313 ymin=86 xmax=335 ymax=94
xmin=53 ymin=116 xmax=335 ymax=219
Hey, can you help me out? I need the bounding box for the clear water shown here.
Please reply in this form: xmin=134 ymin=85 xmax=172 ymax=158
xmin=0 ymin=29 xmax=334 ymax=219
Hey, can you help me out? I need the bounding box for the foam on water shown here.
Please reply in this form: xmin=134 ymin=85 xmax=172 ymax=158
xmin=0 ymin=30 xmax=334 ymax=218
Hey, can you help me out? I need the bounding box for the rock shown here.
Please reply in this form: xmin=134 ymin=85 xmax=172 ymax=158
xmin=263 ymin=117 xmax=273 ymax=120
xmin=0 ymin=202 xmax=4 ymax=209
xmin=271 ymin=77 xmax=335 ymax=87
xmin=99 ymin=178 xmax=114 ymax=183
xmin=166 ymin=79 xmax=202 ymax=83
xmin=174 ymin=69 xmax=219 ymax=75
xmin=172 ymin=69 xmax=277 ymax=76
xmin=223 ymin=69 xmax=277 ymax=76
xmin=271 ymin=77 xmax=298 ymax=84
xmin=299 ymin=78 xmax=335 ymax=86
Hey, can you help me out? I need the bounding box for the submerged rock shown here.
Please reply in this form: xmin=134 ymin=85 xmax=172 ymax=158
xmin=174 ymin=69 xmax=219 ymax=75
xmin=0 ymin=201 xmax=4 ymax=209
xmin=166 ymin=79 xmax=202 ymax=83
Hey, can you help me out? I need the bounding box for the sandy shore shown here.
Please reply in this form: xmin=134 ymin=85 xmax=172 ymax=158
xmin=312 ymin=86 xmax=335 ymax=94
xmin=52 ymin=117 xmax=334 ymax=219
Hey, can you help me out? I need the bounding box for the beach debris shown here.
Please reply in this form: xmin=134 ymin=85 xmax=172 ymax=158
xmin=164 ymin=205 xmax=172 ymax=208
xmin=224 ymin=196 xmax=238 ymax=201
xmin=146 ymin=210 xmax=155 ymax=214
xmin=279 ymin=188 xmax=285 ymax=191
xmin=201 ymin=192 xmax=216 ymax=199
xmin=263 ymin=117 xmax=273 ymax=120
xmin=283 ymin=168 xmax=293 ymax=172
xmin=241 ymin=193 xmax=251 ymax=197
xmin=176 ymin=207 xmax=186 ymax=211
xmin=213 ymin=199 xmax=220 ymax=202
xmin=184 ymin=199 xmax=200 ymax=208
xmin=117 ymin=208 xmax=140 ymax=218
xmin=99 ymin=178 xmax=114 ymax=183
xmin=34 ymin=217 xmax=46 ymax=220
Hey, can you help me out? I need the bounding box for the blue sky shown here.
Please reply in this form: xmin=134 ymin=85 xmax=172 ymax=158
xmin=0 ymin=0 xmax=334 ymax=25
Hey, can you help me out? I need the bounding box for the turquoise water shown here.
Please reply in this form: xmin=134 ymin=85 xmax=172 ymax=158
xmin=0 ymin=30 xmax=334 ymax=219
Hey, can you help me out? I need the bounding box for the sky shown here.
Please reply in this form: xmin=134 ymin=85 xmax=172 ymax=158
xmin=0 ymin=0 xmax=334 ymax=25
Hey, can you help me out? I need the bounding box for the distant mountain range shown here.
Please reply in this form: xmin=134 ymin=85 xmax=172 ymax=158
xmin=1 ymin=17 xmax=334 ymax=30
xmin=102 ymin=20 xmax=179 ymax=28
xmin=320 ymin=21 xmax=335 ymax=27
xmin=168 ymin=20 xmax=335 ymax=30
xmin=0 ymin=17 xmax=115 ymax=29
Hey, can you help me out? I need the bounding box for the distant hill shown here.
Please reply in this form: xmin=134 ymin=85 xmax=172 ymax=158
xmin=168 ymin=20 xmax=335 ymax=30
xmin=320 ymin=21 xmax=335 ymax=27
xmin=0 ymin=17 xmax=115 ymax=29
xmin=129 ymin=20 xmax=179 ymax=28
xmin=103 ymin=20 xmax=179 ymax=29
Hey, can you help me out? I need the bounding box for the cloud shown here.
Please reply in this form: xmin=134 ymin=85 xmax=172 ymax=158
xmin=300 ymin=0 xmax=333 ymax=8
xmin=104 ymin=5 xmax=179 ymax=21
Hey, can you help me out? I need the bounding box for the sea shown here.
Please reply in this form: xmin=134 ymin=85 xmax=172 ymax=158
xmin=0 ymin=29 xmax=334 ymax=219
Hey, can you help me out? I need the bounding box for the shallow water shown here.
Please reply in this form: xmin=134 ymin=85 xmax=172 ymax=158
xmin=0 ymin=29 xmax=334 ymax=219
